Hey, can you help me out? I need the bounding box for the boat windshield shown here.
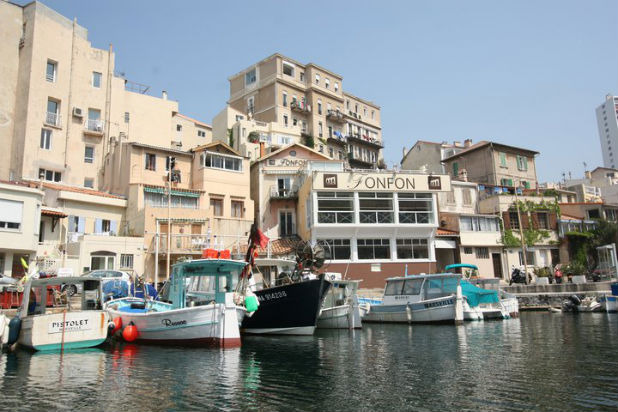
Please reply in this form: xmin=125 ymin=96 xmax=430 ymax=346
xmin=385 ymin=279 xmax=405 ymax=295
xmin=425 ymin=277 xmax=459 ymax=300
xmin=403 ymin=278 xmax=423 ymax=295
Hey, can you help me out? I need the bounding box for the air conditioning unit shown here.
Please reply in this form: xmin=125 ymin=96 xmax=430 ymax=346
xmin=73 ymin=107 xmax=83 ymax=117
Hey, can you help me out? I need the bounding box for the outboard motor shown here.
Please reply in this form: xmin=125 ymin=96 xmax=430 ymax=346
xmin=562 ymin=295 xmax=582 ymax=312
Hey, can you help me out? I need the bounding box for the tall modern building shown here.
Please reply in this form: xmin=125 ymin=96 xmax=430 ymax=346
xmin=216 ymin=54 xmax=384 ymax=168
xmin=596 ymin=94 xmax=618 ymax=169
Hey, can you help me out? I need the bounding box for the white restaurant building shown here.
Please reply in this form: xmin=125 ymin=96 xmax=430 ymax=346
xmin=296 ymin=171 xmax=451 ymax=288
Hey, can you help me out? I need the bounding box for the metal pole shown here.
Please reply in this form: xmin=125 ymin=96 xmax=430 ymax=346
xmin=154 ymin=222 xmax=159 ymax=288
xmin=514 ymin=184 xmax=528 ymax=283
xmin=166 ymin=156 xmax=171 ymax=280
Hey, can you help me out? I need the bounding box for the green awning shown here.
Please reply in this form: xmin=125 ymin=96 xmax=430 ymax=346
xmin=144 ymin=187 xmax=201 ymax=198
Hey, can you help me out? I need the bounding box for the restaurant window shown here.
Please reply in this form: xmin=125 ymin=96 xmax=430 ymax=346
xmin=398 ymin=193 xmax=433 ymax=224
xmin=231 ymin=200 xmax=244 ymax=218
xmin=317 ymin=239 xmax=351 ymax=260
xmin=317 ymin=192 xmax=354 ymax=224
xmin=357 ymin=238 xmax=390 ymax=260
xmin=396 ymin=239 xmax=429 ymax=259
xmin=210 ymin=198 xmax=223 ymax=216
xmin=359 ymin=192 xmax=394 ymax=223
xmin=145 ymin=153 xmax=156 ymax=171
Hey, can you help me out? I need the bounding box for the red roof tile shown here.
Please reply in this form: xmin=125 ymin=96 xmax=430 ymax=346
xmin=437 ymin=228 xmax=459 ymax=236
xmin=41 ymin=208 xmax=68 ymax=218
xmin=38 ymin=182 xmax=125 ymax=199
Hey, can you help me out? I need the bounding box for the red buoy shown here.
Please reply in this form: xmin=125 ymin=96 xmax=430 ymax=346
xmin=122 ymin=322 xmax=138 ymax=342
xmin=112 ymin=317 xmax=123 ymax=334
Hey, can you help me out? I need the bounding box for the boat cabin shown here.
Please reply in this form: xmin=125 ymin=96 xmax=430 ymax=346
xmin=322 ymin=279 xmax=361 ymax=309
xmin=382 ymin=274 xmax=461 ymax=305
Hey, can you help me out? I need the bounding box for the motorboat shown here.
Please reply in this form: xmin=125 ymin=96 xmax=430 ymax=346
xmin=605 ymin=283 xmax=618 ymax=313
xmin=106 ymin=259 xmax=252 ymax=348
xmin=363 ymin=273 xmax=465 ymax=324
xmin=317 ymin=273 xmax=362 ymax=329
xmin=8 ymin=276 xmax=110 ymax=351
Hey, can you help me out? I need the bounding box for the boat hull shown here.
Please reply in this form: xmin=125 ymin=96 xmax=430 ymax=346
xmin=241 ymin=277 xmax=329 ymax=335
xmin=363 ymin=295 xmax=457 ymax=324
xmin=607 ymin=296 xmax=618 ymax=313
xmin=318 ymin=305 xmax=352 ymax=329
xmin=18 ymin=311 xmax=109 ymax=351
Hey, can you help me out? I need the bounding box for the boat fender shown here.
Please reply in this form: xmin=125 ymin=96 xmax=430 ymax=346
xmin=111 ymin=317 xmax=123 ymax=335
xmin=7 ymin=317 xmax=21 ymax=346
xmin=245 ymin=292 xmax=259 ymax=313
xmin=122 ymin=322 xmax=138 ymax=342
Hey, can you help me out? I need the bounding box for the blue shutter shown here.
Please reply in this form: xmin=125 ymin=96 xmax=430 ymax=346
xmin=78 ymin=217 xmax=85 ymax=233
xmin=95 ymin=219 xmax=102 ymax=233
xmin=110 ymin=221 xmax=118 ymax=235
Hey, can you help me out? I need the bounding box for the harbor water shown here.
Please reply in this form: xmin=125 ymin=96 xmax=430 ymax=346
xmin=1 ymin=313 xmax=618 ymax=412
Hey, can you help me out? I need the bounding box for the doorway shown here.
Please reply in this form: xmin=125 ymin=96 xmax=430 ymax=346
xmin=492 ymin=253 xmax=503 ymax=278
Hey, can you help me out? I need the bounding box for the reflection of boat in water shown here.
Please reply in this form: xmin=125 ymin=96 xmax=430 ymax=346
xmin=9 ymin=277 xmax=110 ymax=351
xmin=107 ymin=259 xmax=250 ymax=347
xmin=363 ymin=273 xmax=464 ymax=324
xmin=317 ymin=273 xmax=362 ymax=329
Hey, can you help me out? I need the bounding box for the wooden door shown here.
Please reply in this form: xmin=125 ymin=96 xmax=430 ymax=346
xmin=492 ymin=253 xmax=503 ymax=278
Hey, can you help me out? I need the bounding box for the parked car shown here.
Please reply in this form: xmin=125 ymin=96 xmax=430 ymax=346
xmin=62 ymin=270 xmax=133 ymax=296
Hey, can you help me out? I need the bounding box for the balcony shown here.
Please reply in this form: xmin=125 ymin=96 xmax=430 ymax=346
xmin=346 ymin=134 xmax=383 ymax=149
xmin=326 ymin=110 xmax=345 ymax=123
xmin=327 ymin=135 xmax=346 ymax=146
xmin=348 ymin=153 xmax=375 ymax=169
xmin=347 ymin=110 xmax=362 ymax=121
xmin=291 ymin=100 xmax=311 ymax=113
xmin=270 ymin=185 xmax=299 ymax=201
xmin=45 ymin=112 xmax=61 ymax=128
xmin=85 ymin=119 xmax=104 ymax=135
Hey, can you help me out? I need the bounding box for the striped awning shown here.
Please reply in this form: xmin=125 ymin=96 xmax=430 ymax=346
xmin=144 ymin=186 xmax=201 ymax=198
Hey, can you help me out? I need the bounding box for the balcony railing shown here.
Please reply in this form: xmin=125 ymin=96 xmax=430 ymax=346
xmin=291 ymin=100 xmax=311 ymax=113
xmin=86 ymin=119 xmax=104 ymax=133
xmin=326 ymin=110 xmax=345 ymax=123
xmin=270 ymin=185 xmax=299 ymax=200
xmin=45 ymin=112 xmax=61 ymax=127
xmin=346 ymin=134 xmax=383 ymax=149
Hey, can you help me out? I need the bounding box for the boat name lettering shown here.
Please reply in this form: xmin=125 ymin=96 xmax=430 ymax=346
xmin=394 ymin=295 xmax=411 ymax=300
xmin=257 ymin=291 xmax=287 ymax=302
xmin=48 ymin=318 xmax=92 ymax=334
xmin=162 ymin=319 xmax=187 ymax=327
xmin=424 ymin=299 xmax=453 ymax=309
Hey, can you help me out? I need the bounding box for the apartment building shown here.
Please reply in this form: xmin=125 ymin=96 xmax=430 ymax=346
xmin=596 ymin=94 xmax=618 ymax=169
xmin=400 ymin=140 xmax=468 ymax=174
xmin=442 ymin=141 xmax=539 ymax=190
xmin=221 ymin=54 xmax=383 ymax=168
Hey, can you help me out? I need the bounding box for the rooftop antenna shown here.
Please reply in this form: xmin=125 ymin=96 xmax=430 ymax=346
xmin=583 ymin=161 xmax=588 ymax=172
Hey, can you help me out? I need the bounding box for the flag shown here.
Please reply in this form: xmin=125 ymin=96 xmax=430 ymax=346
xmin=251 ymin=225 xmax=269 ymax=248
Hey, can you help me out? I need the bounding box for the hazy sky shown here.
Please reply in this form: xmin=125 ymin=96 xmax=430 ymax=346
xmin=22 ymin=0 xmax=618 ymax=182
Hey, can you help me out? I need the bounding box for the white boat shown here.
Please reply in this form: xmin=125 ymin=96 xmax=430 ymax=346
xmin=1 ymin=312 xmax=9 ymax=350
xmin=363 ymin=273 xmax=464 ymax=324
xmin=317 ymin=274 xmax=362 ymax=329
xmin=106 ymin=259 xmax=251 ymax=348
xmin=606 ymin=283 xmax=618 ymax=313
xmin=9 ymin=277 xmax=110 ymax=351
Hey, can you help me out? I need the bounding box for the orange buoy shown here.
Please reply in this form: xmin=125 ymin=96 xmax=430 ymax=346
xmin=122 ymin=322 xmax=138 ymax=342
xmin=112 ymin=317 xmax=123 ymax=334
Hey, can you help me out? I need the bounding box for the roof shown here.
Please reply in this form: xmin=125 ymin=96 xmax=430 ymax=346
xmin=175 ymin=113 xmax=212 ymax=129
xmin=437 ymin=228 xmax=459 ymax=236
xmin=240 ymin=236 xmax=301 ymax=257
xmin=591 ymin=166 xmax=618 ymax=174
xmin=41 ymin=207 xmax=68 ymax=218
xmin=128 ymin=142 xmax=193 ymax=156
xmin=35 ymin=181 xmax=125 ymax=199
xmin=442 ymin=141 xmax=539 ymax=162
xmin=192 ymin=141 xmax=242 ymax=157
xmin=252 ymin=143 xmax=332 ymax=164
xmin=560 ymin=213 xmax=585 ymax=220
xmin=559 ymin=202 xmax=603 ymax=206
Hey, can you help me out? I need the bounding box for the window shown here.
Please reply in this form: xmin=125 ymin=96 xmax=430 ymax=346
xmin=509 ymin=211 xmax=520 ymax=229
xmin=518 ymin=251 xmax=535 ymax=266
xmin=68 ymin=215 xmax=85 ymax=233
xmin=201 ymin=151 xmax=242 ymax=171
xmin=120 ymin=254 xmax=134 ymax=269
xmin=46 ymin=99 xmax=59 ymax=126
xmin=197 ymin=130 xmax=206 ymax=137
xmin=459 ymin=216 xmax=499 ymax=232
xmin=40 ymin=129 xmax=52 ymax=150
xmin=396 ymin=239 xmax=429 ymax=259
xmin=282 ymin=92 xmax=288 ymax=107
xmin=318 ymin=122 xmax=323 ymax=137
xmin=84 ymin=178 xmax=94 ymax=188
xmin=315 ymin=73 xmax=320 ymax=85
xmin=87 ymin=108 xmax=102 ymax=132
xmin=325 ymin=78 xmax=330 ymax=89
xmin=95 ymin=218 xmax=113 ymax=234
xmin=144 ymin=191 xmax=198 ymax=209
xmin=499 ymin=152 xmax=507 ymax=167
xmin=0 ymin=199 xmax=23 ymax=230
xmin=475 ymin=247 xmax=489 ymax=259
xmin=371 ymin=110 xmax=375 ymax=119
xmin=452 ymin=162 xmax=459 ymax=177
xmin=245 ymin=69 xmax=256 ymax=86
xmin=328 ymin=147 xmax=334 ymax=158
xmin=247 ymin=96 xmax=255 ymax=113
xmin=145 ymin=153 xmax=156 ymax=171
xmin=446 ymin=191 xmax=456 ymax=204
xmin=210 ymin=198 xmax=223 ymax=216
xmin=278 ymin=136 xmax=292 ymax=145
xmin=357 ymin=239 xmax=390 ymax=260
xmin=462 ymin=189 xmax=472 ymax=205
xmin=587 ymin=209 xmax=601 ymax=219
xmin=283 ymin=115 xmax=288 ymax=127
xmin=38 ymin=168 xmax=61 ymax=182
xmin=317 ymin=192 xmax=354 ymax=223
xmin=92 ymin=71 xmax=102 ymax=88
xmin=317 ymin=100 xmax=322 ymax=115
xmin=84 ymin=146 xmax=94 ymax=163
xmin=463 ymin=247 xmax=473 ymax=254
xmin=334 ymin=82 xmax=339 ymax=92
xmin=398 ymin=193 xmax=433 ymax=224
xmin=300 ymin=72 xmax=304 ymax=82
xmin=537 ymin=212 xmax=549 ymax=229
xmin=516 ymin=155 xmax=528 ymax=171
xmin=165 ymin=156 xmax=176 ymax=171
xmin=318 ymin=239 xmax=351 ymax=260
xmin=231 ymin=201 xmax=244 ymax=218
xmin=283 ymin=62 xmax=294 ymax=77
xmin=279 ymin=210 xmax=296 ymax=237
xmin=501 ymin=178 xmax=514 ymax=187
xmin=124 ymin=112 xmax=130 ymax=123
xmin=292 ymin=118 xmax=298 ymax=126
xmin=46 ymin=60 xmax=56 ymax=82
xmin=359 ymin=192 xmax=394 ymax=223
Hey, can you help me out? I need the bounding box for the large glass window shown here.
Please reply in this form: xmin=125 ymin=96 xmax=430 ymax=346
xmin=144 ymin=191 xmax=198 ymax=209
xmin=201 ymin=152 xmax=242 ymax=172
xmin=396 ymin=239 xmax=429 ymax=259
xmin=459 ymin=216 xmax=499 ymax=232
xmin=317 ymin=239 xmax=351 ymax=260
xmin=398 ymin=193 xmax=433 ymax=224
xmin=359 ymin=192 xmax=394 ymax=223
xmin=317 ymin=192 xmax=354 ymax=224
xmin=357 ymin=238 xmax=390 ymax=260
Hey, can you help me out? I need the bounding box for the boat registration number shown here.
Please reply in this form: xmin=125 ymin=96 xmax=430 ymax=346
xmin=424 ymin=299 xmax=453 ymax=309
xmin=48 ymin=318 xmax=92 ymax=334
xmin=257 ymin=291 xmax=287 ymax=302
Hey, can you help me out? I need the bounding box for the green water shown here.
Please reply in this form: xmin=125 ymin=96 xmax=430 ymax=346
xmin=1 ymin=312 xmax=617 ymax=411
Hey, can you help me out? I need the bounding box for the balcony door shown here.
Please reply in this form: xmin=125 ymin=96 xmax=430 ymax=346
xmin=277 ymin=177 xmax=291 ymax=196
xmin=279 ymin=210 xmax=296 ymax=237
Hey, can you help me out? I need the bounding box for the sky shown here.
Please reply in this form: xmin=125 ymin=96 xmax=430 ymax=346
xmin=19 ymin=0 xmax=618 ymax=182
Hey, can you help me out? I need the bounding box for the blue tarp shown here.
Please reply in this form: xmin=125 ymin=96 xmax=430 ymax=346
xmin=460 ymin=280 xmax=499 ymax=307
xmin=131 ymin=283 xmax=158 ymax=299
xmin=102 ymin=280 xmax=129 ymax=300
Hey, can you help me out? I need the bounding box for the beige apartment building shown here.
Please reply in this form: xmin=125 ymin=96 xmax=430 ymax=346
xmin=219 ymin=54 xmax=383 ymax=168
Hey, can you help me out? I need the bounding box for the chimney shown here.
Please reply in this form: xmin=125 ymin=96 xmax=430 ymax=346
xmin=259 ymin=142 xmax=265 ymax=158
xmin=453 ymin=141 xmax=462 ymax=148
xmin=464 ymin=139 xmax=472 ymax=148
xmin=162 ymin=90 xmax=168 ymax=100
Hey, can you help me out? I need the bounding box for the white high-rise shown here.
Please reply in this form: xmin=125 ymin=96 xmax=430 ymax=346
xmin=596 ymin=94 xmax=618 ymax=169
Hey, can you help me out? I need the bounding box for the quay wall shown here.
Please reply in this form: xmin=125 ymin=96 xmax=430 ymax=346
xmin=504 ymin=281 xmax=613 ymax=310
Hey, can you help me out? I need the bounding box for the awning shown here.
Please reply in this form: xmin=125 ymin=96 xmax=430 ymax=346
xmin=144 ymin=186 xmax=201 ymax=198
xmin=41 ymin=208 xmax=68 ymax=218
xmin=435 ymin=239 xmax=457 ymax=249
